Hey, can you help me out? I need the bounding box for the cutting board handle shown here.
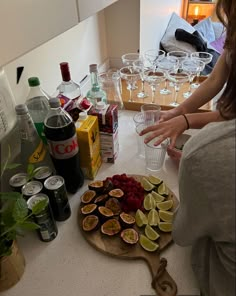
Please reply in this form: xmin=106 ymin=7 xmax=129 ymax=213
xmin=151 ymin=257 xmax=177 ymax=296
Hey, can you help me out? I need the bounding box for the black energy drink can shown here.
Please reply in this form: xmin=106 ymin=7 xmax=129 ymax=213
xmin=44 ymin=175 xmax=71 ymax=221
xmin=27 ymin=193 xmax=58 ymax=242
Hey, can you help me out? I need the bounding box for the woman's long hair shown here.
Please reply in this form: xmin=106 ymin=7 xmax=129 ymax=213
xmin=216 ymin=0 xmax=236 ymax=119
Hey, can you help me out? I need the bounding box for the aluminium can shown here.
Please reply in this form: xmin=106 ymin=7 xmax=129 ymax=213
xmin=44 ymin=175 xmax=71 ymax=221
xmin=33 ymin=166 xmax=53 ymax=184
xmin=27 ymin=193 xmax=58 ymax=242
xmin=9 ymin=173 xmax=28 ymax=192
xmin=22 ymin=180 xmax=43 ymax=200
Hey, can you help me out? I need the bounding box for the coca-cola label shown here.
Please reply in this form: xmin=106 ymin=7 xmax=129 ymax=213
xmin=47 ymin=134 xmax=79 ymax=160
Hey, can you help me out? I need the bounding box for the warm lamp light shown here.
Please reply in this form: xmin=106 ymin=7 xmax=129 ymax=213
xmin=194 ymin=6 xmax=199 ymax=18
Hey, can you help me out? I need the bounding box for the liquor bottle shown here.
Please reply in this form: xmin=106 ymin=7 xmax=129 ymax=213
xmin=86 ymin=64 xmax=107 ymax=107
xmin=56 ymin=62 xmax=82 ymax=122
xmin=25 ymin=77 xmax=50 ymax=144
xmin=44 ymin=97 xmax=84 ymax=193
xmin=15 ymin=104 xmax=53 ymax=171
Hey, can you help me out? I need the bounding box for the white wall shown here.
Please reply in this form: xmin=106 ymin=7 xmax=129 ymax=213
xmin=4 ymin=11 xmax=109 ymax=105
xmin=140 ymin=0 xmax=182 ymax=54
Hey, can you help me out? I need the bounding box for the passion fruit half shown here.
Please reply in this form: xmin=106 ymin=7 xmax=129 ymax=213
xmin=88 ymin=180 xmax=104 ymax=193
xmin=105 ymin=198 xmax=121 ymax=216
xmin=121 ymin=228 xmax=139 ymax=245
xmin=119 ymin=212 xmax=135 ymax=228
xmin=81 ymin=190 xmax=96 ymax=204
xmin=101 ymin=219 xmax=121 ymax=236
xmin=82 ymin=215 xmax=99 ymax=232
xmin=98 ymin=206 xmax=114 ymax=222
xmin=94 ymin=194 xmax=109 ymax=206
xmin=81 ymin=203 xmax=98 ymax=215
xmin=108 ymin=188 xmax=124 ymax=200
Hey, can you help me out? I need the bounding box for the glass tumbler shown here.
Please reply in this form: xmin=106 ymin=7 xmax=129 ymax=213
xmin=141 ymin=104 xmax=161 ymax=127
xmin=136 ymin=123 xmax=146 ymax=158
xmin=145 ymin=138 xmax=169 ymax=171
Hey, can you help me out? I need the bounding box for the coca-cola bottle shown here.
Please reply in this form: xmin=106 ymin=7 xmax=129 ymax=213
xmin=44 ymin=97 xmax=84 ymax=193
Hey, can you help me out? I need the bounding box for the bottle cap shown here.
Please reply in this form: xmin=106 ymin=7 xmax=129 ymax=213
xmin=15 ymin=104 xmax=28 ymax=115
xmin=60 ymin=62 xmax=71 ymax=82
xmin=79 ymin=112 xmax=87 ymax=121
xmin=28 ymin=77 xmax=40 ymax=87
xmin=96 ymin=101 xmax=106 ymax=110
xmin=49 ymin=98 xmax=61 ymax=108
xmin=89 ymin=64 xmax=98 ymax=73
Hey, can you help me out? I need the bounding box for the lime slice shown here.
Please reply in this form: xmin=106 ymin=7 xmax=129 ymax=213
xmin=143 ymin=193 xmax=156 ymax=211
xmin=135 ymin=209 xmax=148 ymax=227
xmin=139 ymin=234 xmax=159 ymax=252
xmin=159 ymin=222 xmax=172 ymax=232
xmin=145 ymin=225 xmax=160 ymax=241
xmin=147 ymin=209 xmax=160 ymax=226
xmin=148 ymin=175 xmax=162 ymax=186
xmin=151 ymin=191 xmax=165 ymax=203
xmin=142 ymin=177 xmax=155 ymax=192
xmin=156 ymin=200 xmax=173 ymax=211
xmin=157 ymin=182 xmax=169 ymax=197
xmin=159 ymin=210 xmax=174 ymax=222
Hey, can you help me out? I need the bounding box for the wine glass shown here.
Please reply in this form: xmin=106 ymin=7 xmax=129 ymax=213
xmin=133 ymin=59 xmax=149 ymax=99
xmin=167 ymin=51 xmax=189 ymax=70
xmin=167 ymin=71 xmax=189 ymax=107
xmin=182 ymin=59 xmax=205 ymax=98
xmin=121 ymin=53 xmax=141 ymax=90
xmin=144 ymin=49 xmax=165 ymax=70
xmin=143 ymin=68 xmax=165 ymax=104
xmin=119 ymin=66 xmax=140 ymax=102
xmin=190 ymin=52 xmax=213 ymax=88
xmin=157 ymin=56 xmax=179 ymax=95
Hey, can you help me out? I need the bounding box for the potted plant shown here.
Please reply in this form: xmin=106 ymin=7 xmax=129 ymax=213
xmin=0 ymin=148 xmax=46 ymax=291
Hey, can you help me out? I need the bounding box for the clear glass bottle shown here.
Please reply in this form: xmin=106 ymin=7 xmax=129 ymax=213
xmin=56 ymin=62 xmax=82 ymax=122
xmin=15 ymin=104 xmax=53 ymax=171
xmin=86 ymin=64 xmax=107 ymax=107
xmin=25 ymin=77 xmax=50 ymax=144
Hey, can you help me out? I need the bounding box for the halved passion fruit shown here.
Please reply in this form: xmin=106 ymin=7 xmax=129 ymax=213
xmin=108 ymin=188 xmax=124 ymax=199
xmin=82 ymin=215 xmax=99 ymax=232
xmin=101 ymin=219 xmax=121 ymax=236
xmin=88 ymin=180 xmax=104 ymax=193
xmin=121 ymin=228 xmax=139 ymax=245
xmin=105 ymin=198 xmax=121 ymax=216
xmin=81 ymin=203 xmax=97 ymax=215
xmin=81 ymin=190 xmax=96 ymax=204
xmin=94 ymin=194 xmax=109 ymax=205
xmin=98 ymin=206 xmax=114 ymax=221
xmin=119 ymin=212 xmax=135 ymax=228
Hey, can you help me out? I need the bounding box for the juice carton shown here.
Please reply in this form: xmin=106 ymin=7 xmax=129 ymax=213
xmin=76 ymin=115 xmax=102 ymax=179
xmin=100 ymin=129 xmax=119 ymax=163
xmin=88 ymin=103 xmax=118 ymax=133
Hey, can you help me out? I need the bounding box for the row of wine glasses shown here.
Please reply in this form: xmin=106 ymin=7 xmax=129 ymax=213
xmin=119 ymin=50 xmax=213 ymax=105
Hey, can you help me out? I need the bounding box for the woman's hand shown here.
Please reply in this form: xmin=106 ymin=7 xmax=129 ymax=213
xmin=140 ymin=115 xmax=188 ymax=148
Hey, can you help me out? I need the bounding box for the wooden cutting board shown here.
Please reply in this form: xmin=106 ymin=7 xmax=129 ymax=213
xmin=77 ymin=175 xmax=179 ymax=296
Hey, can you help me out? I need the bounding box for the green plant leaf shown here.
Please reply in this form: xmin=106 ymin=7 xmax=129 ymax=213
xmin=19 ymin=221 xmax=39 ymax=230
xmin=27 ymin=163 xmax=35 ymax=180
xmin=0 ymin=192 xmax=22 ymax=200
xmin=12 ymin=198 xmax=28 ymax=222
xmin=32 ymin=199 xmax=47 ymax=215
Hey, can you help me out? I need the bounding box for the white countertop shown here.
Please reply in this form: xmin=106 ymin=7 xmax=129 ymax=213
xmin=2 ymin=110 xmax=200 ymax=296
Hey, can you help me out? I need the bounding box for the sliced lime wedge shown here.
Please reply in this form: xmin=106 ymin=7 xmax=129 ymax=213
xmin=159 ymin=210 xmax=174 ymax=222
xmin=135 ymin=209 xmax=148 ymax=227
xmin=139 ymin=234 xmax=159 ymax=252
xmin=156 ymin=199 xmax=173 ymax=211
xmin=151 ymin=191 xmax=165 ymax=203
xmin=144 ymin=193 xmax=156 ymax=211
xmin=147 ymin=209 xmax=160 ymax=226
xmin=145 ymin=224 xmax=160 ymax=241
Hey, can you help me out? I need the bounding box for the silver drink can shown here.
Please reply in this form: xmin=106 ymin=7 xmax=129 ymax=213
xmin=9 ymin=173 xmax=28 ymax=192
xmin=33 ymin=166 xmax=53 ymax=184
xmin=22 ymin=180 xmax=43 ymax=200
xmin=27 ymin=193 xmax=58 ymax=242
